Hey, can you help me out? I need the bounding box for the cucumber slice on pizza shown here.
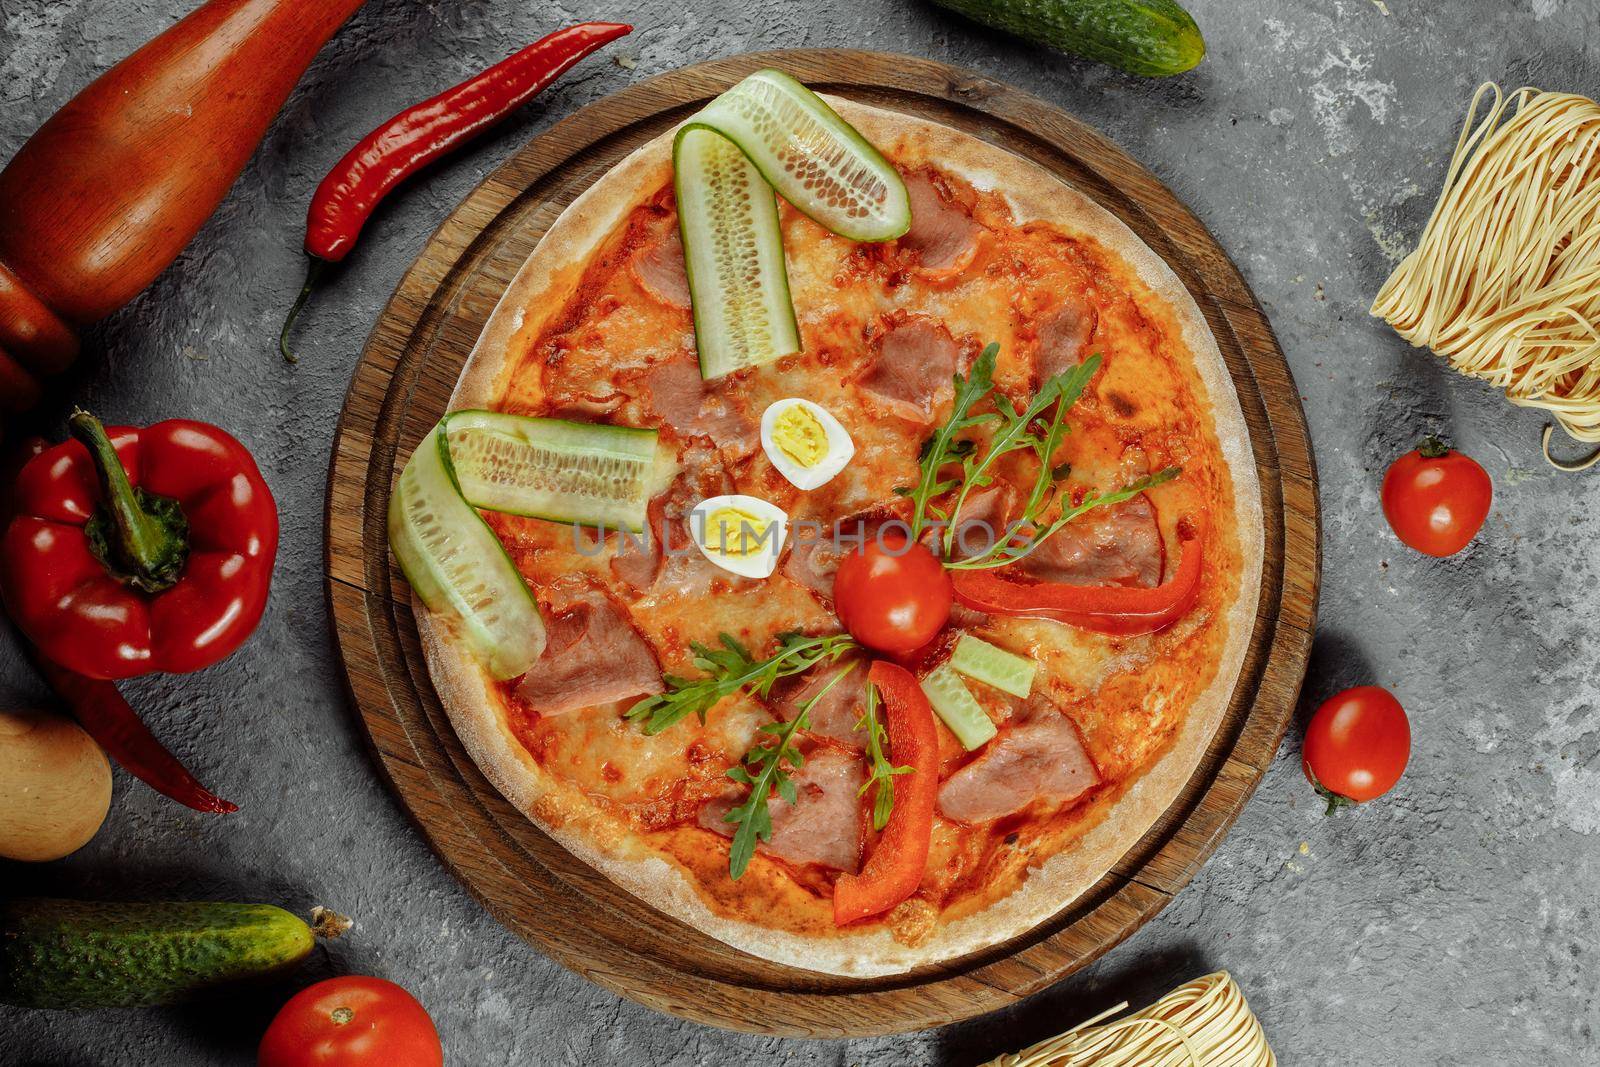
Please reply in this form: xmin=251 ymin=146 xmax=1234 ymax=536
xmin=674 ymin=126 xmax=802 ymax=379
xmin=388 ymin=411 xmax=661 ymax=677
xmin=674 ymin=69 xmax=911 ymax=378
xmin=444 ymin=410 xmax=659 ymax=533
xmin=687 ymin=69 xmax=911 ymax=242
xmin=388 ymin=426 xmax=546 ymax=681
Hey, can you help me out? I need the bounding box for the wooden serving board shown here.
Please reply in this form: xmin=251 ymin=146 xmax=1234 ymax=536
xmin=325 ymin=50 xmax=1319 ymax=1038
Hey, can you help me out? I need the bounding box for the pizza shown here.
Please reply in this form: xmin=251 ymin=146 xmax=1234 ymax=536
xmin=409 ymin=87 xmax=1263 ymax=977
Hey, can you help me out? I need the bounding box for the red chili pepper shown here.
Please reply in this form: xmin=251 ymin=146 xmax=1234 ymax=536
xmin=1 ymin=411 xmax=278 ymax=680
xmin=35 ymin=656 xmax=237 ymax=814
xmin=950 ymin=523 xmax=1205 ymax=636
xmin=834 ymin=661 xmax=938 ymax=926
xmin=278 ymin=21 xmax=633 ymax=361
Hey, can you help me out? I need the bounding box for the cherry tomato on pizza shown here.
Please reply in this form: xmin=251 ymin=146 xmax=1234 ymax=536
xmin=258 ymin=976 xmax=442 ymax=1067
xmin=833 ymin=527 xmax=952 ymax=654
xmin=1302 ymin=685 xmax=1410 ymax=814
xmin=1381 ymin=437 xmax=1491 ymax=557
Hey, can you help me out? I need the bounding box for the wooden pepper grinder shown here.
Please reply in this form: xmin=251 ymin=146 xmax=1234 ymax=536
xmin=0 ymin=0 xmax=369 ymax=422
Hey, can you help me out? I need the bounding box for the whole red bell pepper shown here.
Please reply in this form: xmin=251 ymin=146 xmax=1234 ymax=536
xmin=834 ymin=661 xmax=939 ymax=926
xmin=2 ymin=411 xmax=277 ymax=680
xmin=951 ymin=524 xmax=1204 ymax=637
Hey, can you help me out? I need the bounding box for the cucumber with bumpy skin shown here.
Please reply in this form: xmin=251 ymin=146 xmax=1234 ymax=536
xmin=675 ymin=125 xmax=803 ymax=379
xmin=389 ymin=425 xmax=546 ymax=680
xmin=0 ymin=899 xmax=313 ymax=1009
xmin=929 ymin=0 xmax=1205 ymax=77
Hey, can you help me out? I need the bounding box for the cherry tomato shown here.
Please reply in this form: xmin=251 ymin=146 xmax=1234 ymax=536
xmin=834 ymin=527 xmax=952 ymax=653
xmin=1381 ymin=438 xmax=1492 ymax=557
xmin=1302 ymin=685 xmax=1410 ymax=813
xmin=258 ymin=976 xmax=442 ymax=1067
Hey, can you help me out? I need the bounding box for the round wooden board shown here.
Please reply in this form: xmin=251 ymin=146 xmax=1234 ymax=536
xmin=325 ymin=49 xmax=1320 ymax=1038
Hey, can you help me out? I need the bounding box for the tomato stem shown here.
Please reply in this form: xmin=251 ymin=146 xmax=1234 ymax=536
xmin=1316 ymin=783 xmax=1354 ymax=816
xmin=1305 ymin=763 xmax=1356 ymax=816
xmin=1418 ymin=434 xmax=1451 ymax=459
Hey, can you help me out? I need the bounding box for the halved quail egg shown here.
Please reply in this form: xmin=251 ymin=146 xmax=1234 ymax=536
xmin=759 ymin=398 xmax=855 ymax=491
xmin=689 ymin=494 xmax=789 ymax=579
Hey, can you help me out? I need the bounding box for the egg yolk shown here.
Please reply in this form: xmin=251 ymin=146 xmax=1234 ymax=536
xmin=704 ymin=507 xmax=773 ymax=557
xmin=772 ymin=405 xmax=829 ymax=468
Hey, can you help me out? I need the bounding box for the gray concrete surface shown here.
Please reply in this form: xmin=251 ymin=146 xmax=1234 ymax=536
xmin=3 ymin=0 xmax=1598 ymax=1063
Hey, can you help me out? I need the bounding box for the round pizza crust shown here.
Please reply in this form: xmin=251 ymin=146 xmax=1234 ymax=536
xmin=414 ymin=98 xmax=1265 ymax=977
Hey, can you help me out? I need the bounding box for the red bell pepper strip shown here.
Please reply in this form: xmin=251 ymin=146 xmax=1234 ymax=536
xmin=279 ymin=21 xmax=633 ymax=361
xmin=35 ymin=656 xmax=237 ymax=814
xmin=0 ymin=411 xmax=278 ymax=680
xmin=951 ymin=525 xmax=1204 ymax=636
xmin=834 ymin=661 xmax=939 ymax=926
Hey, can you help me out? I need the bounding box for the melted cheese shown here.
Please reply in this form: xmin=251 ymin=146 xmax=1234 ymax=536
xmin=486 ymin=149 xmax=1243 ymax=942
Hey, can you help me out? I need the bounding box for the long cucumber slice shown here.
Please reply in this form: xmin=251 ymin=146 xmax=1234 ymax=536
xmin=443 ymin=410 xmax=658 ymax=533
xmin=950 ymin=634 xmax=1036 ymax=698
xmin=675 ymin=126 xmax=802 ymax=379
xmin=388 ymin=427 xmax=545 ymax=680
xmin=921 ymin=663 xmax=999 ymax=751
xmin=689 ymin=70 xmax=910 ymax=242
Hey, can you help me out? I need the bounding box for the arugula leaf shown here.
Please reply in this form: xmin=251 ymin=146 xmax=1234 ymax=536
xmin=947 ymin=466 xmax=1182 ymax=571
xmin=904 ymin=343 xmax=1000 ymax=539
xmin=855 ymin=679 xmax=911 ymax=831
xmin=892 ymin=343 xmax=1182 ymax=572
xmin=625 ymin=632 xmax=857 ymax=735
xmin=1020 ymin=357 xmax=1098 ymax=520
xmin=722 ymin=666 xmax=852 ymax=879
xmin=941 ymin=354 xmax=1102 ymax=558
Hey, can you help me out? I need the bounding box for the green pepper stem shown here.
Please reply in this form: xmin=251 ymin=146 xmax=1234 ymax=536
xmin=69 ymin=411 xmax=188 ymax=593
xmin=279 ymin=257 xmax=331 ymax=364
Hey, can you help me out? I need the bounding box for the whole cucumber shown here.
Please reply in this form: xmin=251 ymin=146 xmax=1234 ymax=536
xmin=1 ymin=898 xmax=314 ymax=1009
xmin=929 ymin=0 xmax=1205 ymax=77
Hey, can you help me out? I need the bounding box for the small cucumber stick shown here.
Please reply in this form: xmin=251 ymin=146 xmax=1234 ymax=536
xmin=921 ymin=663 xmax=999 ymax=750
xmin=950 ymin=634 xmax=1036 ymax=697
